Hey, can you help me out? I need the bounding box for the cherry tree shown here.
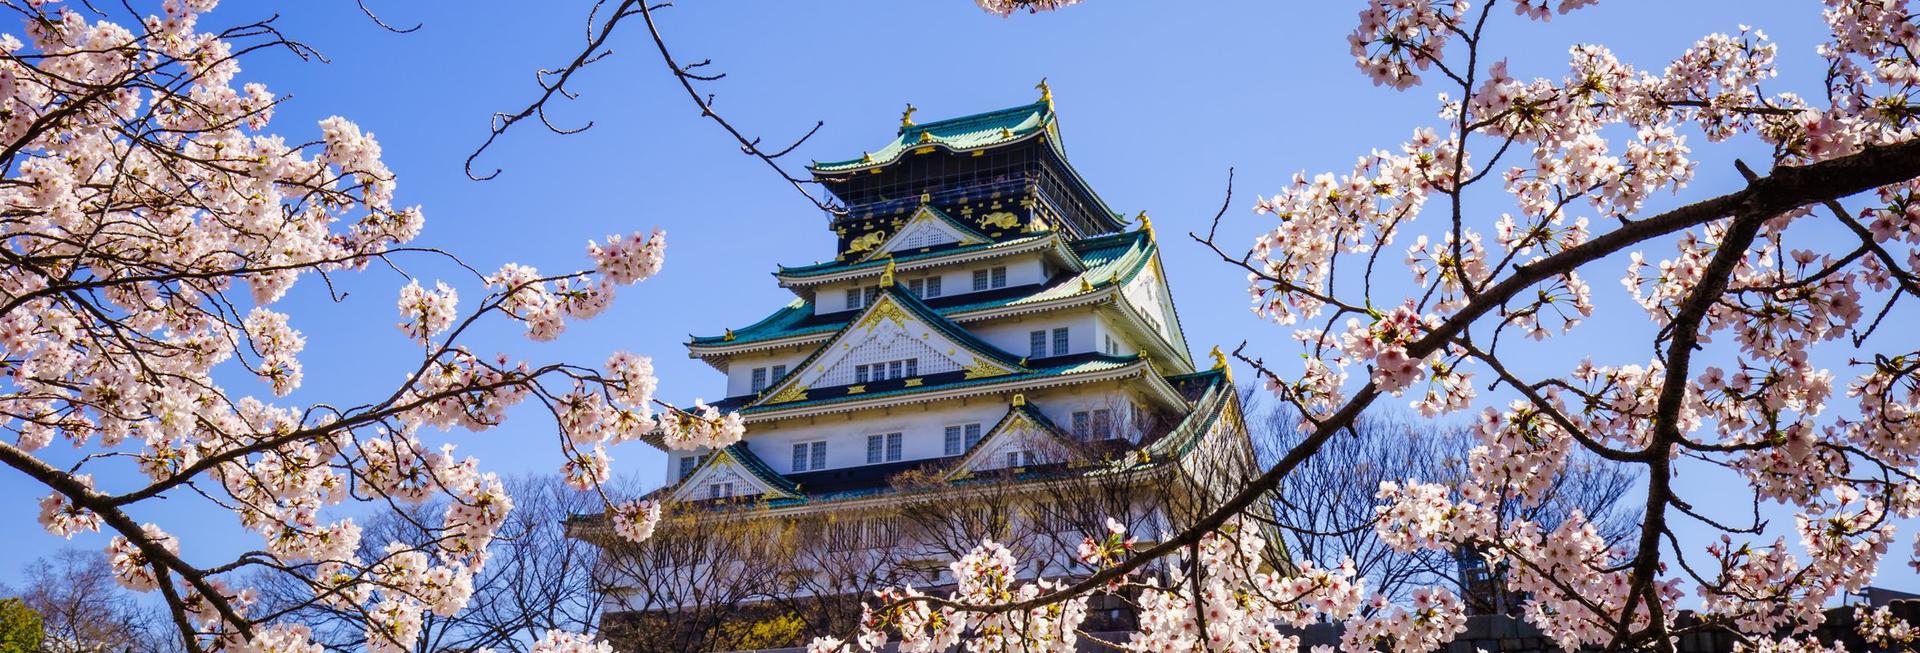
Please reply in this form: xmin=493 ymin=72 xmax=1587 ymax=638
xmin=0 ymin=2 xmax=735 ymax=652
xmin=807 ymin=1 xmax=1920 ymax=651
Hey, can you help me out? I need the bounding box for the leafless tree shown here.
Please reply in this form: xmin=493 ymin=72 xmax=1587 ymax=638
xmin=252 ymin=475 xmax=606 ymax=653
xmin=1255 ymin=405 xmax=1639 ymax=610
xmin=590 ymin=503 xmax=811 ymax=653
xmin=16 ymin=549 xmax=179 ymax=653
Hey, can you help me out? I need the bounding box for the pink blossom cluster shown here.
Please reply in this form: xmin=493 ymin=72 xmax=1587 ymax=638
xmin=0 ymin=1 xmax=725 ymax=650
xmin=1338 ymin=302 xmax=1445 ymax=395
xmin=826 ymin=519 xmax=1457 ymax=653
xmin=910 ymin=1 xmax=1920 ymax=652
xmin=526 ymin=630 xmax=615 ymax=653
xmin=611 ymin=499 xmax=663 ymax=543
xmin=817 ymin=539 xmax=1089 ymax=652
xmin=397 ymin=280 xmax=460 ymax=343
xmin=973 ymin=0 xmax=1082 ymax=17
xmin=1350 ymin=1 xmax=1471 ymax=90
xmin=656 ymin=399 xmax=748 ymax=451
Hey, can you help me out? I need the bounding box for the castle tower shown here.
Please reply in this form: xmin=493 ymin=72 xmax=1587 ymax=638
xmin=587 ymin=91 xmax=1256 ymax=648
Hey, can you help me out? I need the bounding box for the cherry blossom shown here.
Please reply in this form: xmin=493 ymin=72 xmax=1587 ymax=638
xmin=905 ymin=1 xmax=1920 ymax=652
xmin=0 ymin=2 xmax=730 ymax=650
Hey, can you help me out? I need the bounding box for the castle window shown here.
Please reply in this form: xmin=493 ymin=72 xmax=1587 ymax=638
xmin=846 ymin=285 xmax=881 ymax=310
xmin=972 ymin=266 xmax=1008 ymax=291
xmin=1074 ymin=409 xmax=1116 ymax=440
xmin=677 ymin=454 xmax=706 ymax=480
xmin=751 ymin=367 xmax=768 ymax=393
xmin=1029 ymin=330 xmax=1046 ymax=358
xmin=1052 ymin=328 xmax=1070 ymax=356
xmin=907 ymin=276 xmax=944 ymax=299
xmin=944 ymin=423 xmax=983 ymax=455
xmin=792 ymin=441 xmax=827 ymax=472
xmin=771 ymin=365 xmax=787 ymax=382
xmin=1004 ymin=450 xmax=1035 ymax=468
xmin=1092 ymin=409 xmax=1114 ymax=440
xmin=708 ymin=482 xmax=734 ymax=500
xmin=867 ymin=432 xmax=903 ymax=464
xmin=858 ymin=358 xmax=918 ymax=383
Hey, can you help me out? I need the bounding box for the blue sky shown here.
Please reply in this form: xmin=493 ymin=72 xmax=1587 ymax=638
xmin=5 ymin=0 xmax=1913 ymax=600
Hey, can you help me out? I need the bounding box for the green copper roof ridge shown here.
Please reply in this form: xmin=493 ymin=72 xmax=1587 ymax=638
xmin=693 ymin=230 xmax=1156 ymax=349
xmin=900 ymin=101 xmax=1052 ymax=135
xmin=1142 ymin=370 xmax=1232 ymax=460
xmin=723 ymin=442 xmax=802 ymax=495
xmin=811 ymin=101 xmax=1054 ymax=172
xmin=664 ymin=441 xmax=801 ymax=497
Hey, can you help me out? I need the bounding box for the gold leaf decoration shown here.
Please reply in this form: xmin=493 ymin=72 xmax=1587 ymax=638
xmin=981 ymin=211 xmax=1020 ymax=230
xmin=855 ymin=298 xmax=910 ymax=331
xmin=765 ymin=383 xmax=808 ymax=404
xmin=963 ymin=358 xmax=1011 ymax=380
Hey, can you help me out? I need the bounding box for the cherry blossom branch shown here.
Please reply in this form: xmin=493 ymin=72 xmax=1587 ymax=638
xmin=874 ymin=133 xmax=1920 ymax=623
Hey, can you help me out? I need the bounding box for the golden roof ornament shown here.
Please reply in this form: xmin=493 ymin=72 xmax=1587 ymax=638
xmin=861 ymin=151 xmax=873 ymax=163
xmin=1210 ymin=345 xmax=1233 ymax=381
xmin=1079 ymin=277 xmax=1093 ymax=293
xmin=879 ymin=257 xmax=897 ymax=288
xmin=918 ymin=130 xmax=935 ymax=144
xmin=1137 ymin=211 xmax=1154 ymax=239
xmin=919 ymin=191 xmax=932 ymax=206
xmin=724 ymin=329 xmax=736 ymax=342
xmin=1036 ymin=78 xmax=1053 ymax=107
xmin=901 ymin=103 xmax=917 ymax=128
xmin=1012 ymin=393 xmax=1026 ymax=407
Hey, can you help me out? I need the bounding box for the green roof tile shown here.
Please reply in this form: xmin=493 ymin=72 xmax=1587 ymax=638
xmin=811 ymin=102 xmax=1056 ymax=173
xmin=693 ymin=230 xmax=1156 ymax=348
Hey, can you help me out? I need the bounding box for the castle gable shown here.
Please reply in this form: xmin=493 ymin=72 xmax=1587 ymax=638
xmin=666 ymin=444 xmax=801 ymax=502
xmin=859 ymin=204 xmax=991 ymax=262
xmin=946 ymin=398 xmax=1082 ymax=480
xmin=751 ymin=288 xmax=1027 ymax=408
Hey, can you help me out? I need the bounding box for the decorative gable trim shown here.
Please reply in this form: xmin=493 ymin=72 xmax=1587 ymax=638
xmin=749 ymin=287 xmax=1028 ymax=410
xmin=859 ymin=204 xmax=991 ymax=262
xmin=945 ymin=396 xmax=1082 ymax=481
xmin=667 ymin=444 xmax=801 ymax=502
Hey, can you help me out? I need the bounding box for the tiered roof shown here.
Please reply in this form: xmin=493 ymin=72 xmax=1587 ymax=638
xmin=692 ymin=229 xmax=1160 ymax=352
xmin=809 ymin=101 xmax=1061 ymax=173
xmin=649 ymin=97 xmax=1238 ymax=509
xmin=660 ymin=367 xmax=1237 ymax=508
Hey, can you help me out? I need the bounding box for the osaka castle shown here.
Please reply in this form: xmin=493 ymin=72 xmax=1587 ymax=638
xmin=581 ymin=87 xmax=1259 ymax=649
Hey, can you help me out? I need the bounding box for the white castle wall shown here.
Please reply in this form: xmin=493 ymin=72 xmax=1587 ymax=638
xmin=813 ymin=251 xmax=1051 ymax=315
